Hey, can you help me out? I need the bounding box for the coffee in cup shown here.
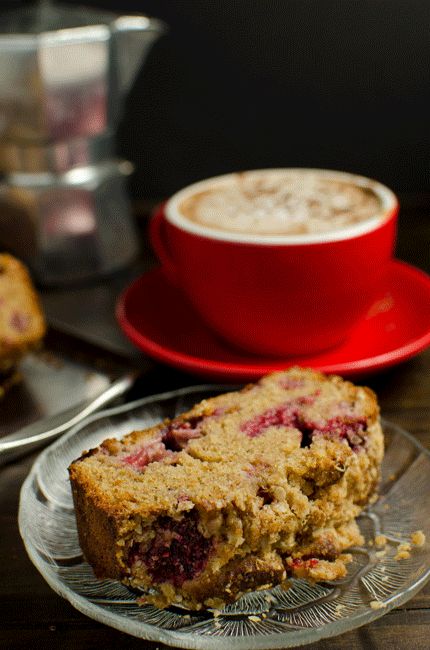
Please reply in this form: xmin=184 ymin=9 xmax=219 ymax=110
xmin=150 ymin=169 xmax=398 ymax=356
xmin=178 ymin=169 xmax=383 ymax=237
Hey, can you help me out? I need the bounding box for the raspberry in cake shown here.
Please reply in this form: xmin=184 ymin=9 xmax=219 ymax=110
xmin=0 ymin=253 xmax=46 ymax=373
xmin=69 ymin=368 xmax=383 ymax=610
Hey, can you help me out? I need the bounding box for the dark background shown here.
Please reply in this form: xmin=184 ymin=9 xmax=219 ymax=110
xmin=2 ymin=1 xmax=430 ymax=200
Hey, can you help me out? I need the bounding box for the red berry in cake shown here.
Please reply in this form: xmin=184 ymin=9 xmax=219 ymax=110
xmin=162 ymin=415 xmax=205 ymax=451
xmin=241 ymin=395 xmax=317 ymax=438
xmin=122 ymin=437 xmax=171 ymax=470
xmin=129 ymin=511 xmax=213 ymax=587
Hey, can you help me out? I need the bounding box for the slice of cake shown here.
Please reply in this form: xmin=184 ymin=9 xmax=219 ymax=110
xmin=0 ymin=253 xmax=46 ymax=374
xmin=69 ymin=368 xmax=383 ymax=610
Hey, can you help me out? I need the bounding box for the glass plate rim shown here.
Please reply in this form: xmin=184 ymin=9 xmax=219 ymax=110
xmin=18 ymin=384 xmax=430 ymax=650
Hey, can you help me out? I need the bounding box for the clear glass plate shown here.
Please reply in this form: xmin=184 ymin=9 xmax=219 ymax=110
xmin=19 ymin=385 xmax=430 ymax=649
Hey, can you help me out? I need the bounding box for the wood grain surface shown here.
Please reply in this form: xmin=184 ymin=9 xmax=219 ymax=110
xmin=1 ymin=202 xmax=429 ymax=650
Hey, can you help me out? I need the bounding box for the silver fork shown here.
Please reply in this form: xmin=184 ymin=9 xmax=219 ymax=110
xmin=0 ymin=372 xmax=135 ymax=465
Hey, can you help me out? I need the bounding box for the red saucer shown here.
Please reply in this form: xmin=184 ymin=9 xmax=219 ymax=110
xmin=116 ymin=260 xmax=430 ymax=381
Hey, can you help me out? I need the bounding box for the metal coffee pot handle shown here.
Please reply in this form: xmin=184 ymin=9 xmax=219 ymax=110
xmin=112 ymin=15 xmax=166 ymax=101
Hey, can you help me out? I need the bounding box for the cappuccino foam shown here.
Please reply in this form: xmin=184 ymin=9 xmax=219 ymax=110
xmin=179 ymin=170 xmax=382 ymax=236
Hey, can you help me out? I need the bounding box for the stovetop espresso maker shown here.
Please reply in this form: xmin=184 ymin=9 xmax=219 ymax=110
xmin=0 ymin=0 xmax=165 ymax=284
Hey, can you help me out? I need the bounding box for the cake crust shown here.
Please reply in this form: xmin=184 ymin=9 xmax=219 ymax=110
xmin=69 ymin=368 xmax=383 ymax=610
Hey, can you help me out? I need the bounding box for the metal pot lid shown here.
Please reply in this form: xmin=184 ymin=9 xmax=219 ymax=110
xmin=4 ymin=159 xmax=134 ymax=189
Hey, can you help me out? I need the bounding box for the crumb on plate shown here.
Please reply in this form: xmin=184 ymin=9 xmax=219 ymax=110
xmin=411 ymin=530 xmax=426 ymax=547
xmin=370 ymin=600 xmax=387 ymax=610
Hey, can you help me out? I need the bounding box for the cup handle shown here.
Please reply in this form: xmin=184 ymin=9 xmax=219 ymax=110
xmin=149 ymin=206 xmax=180 ymax=286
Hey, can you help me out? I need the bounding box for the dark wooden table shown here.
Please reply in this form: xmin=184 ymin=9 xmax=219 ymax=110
xmin=1 ymin=199 xmax=430 ymax=649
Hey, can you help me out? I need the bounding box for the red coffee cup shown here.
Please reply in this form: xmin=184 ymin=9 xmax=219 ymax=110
xmin=150 ymin=169 xmax=398 ymax=356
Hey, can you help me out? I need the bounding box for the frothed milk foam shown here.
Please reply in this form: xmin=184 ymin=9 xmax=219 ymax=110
xmin=179 ymin=170 xmax=382 ymax=237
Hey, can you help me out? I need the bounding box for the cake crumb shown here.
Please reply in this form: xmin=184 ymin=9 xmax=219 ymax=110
xmin=395 ymin=552 xmax=410 ymax=560
xmin=392 ymin=534 xmax=425 ymax=560
xmin=395 ymin=544 xmax=411 ymax=561
xmin=388 ymin=473 xmax=396 ymax=481
xmin=411 ymin=530 xmax=426 ymax=547
xmin=398 ymin=542 xmax=411 ymax=552
xmin=214 ymin=620 xmax=222 ymax=629
xmin=370 ymin=600 xmax=386 ymax=610
xmin=211 ymin=609 xmax=222 ymax=618
xmin=248 ymin=615 xmax=261 ymax=623
xmin=375 ymin=549 xmax=387 ymax=558
xmin=375 ymin=535 xmax=387 ymax=547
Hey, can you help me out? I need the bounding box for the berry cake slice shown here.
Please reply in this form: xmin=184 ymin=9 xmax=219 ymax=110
xmin=0 ymin=253 xmax=46 ymax=373
xmin=69 ymin=368 xmax=383 ymax=610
